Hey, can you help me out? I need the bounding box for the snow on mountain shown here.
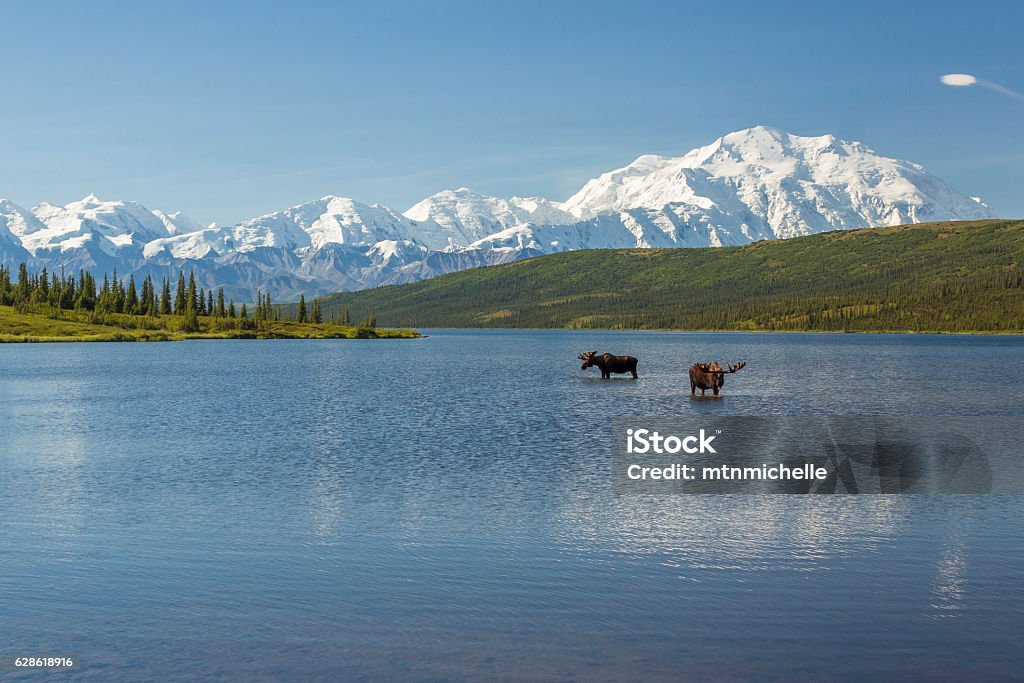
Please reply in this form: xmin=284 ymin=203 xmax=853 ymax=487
xmin=0 ymin=199 xmax=35 ymax=264
xmin=366 ymin=239 xmax=431 ymax=266
xmin=562 ymin=154 xmax=680 ymax=218
xmin=153 ymin=210 xmax=210 ymax=235
xmin=0 ymin=198 xmax=47 ymax=238
xmin=144 ymin=195 xmax=453 ymax=259
xmin=562 ymin=126 xmax=992 ymax=238
xmin=144 ymin=227 xmax=225 ymax=260
xmin=471 ymin=202 xmax=766 ymax=253
xmin=23 ymin=194 xmax=170 ymax=256
xmin=219 ymin=195 xmax=454 ymax=253
xmin=404 ymin=187 xmax=575 ymax=245
xmin=0 ymin=126 xmax=997 ymax=298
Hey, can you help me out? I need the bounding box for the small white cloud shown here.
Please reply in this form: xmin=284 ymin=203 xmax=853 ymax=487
xmin=940 ymin=73 xmax=1024 ymax=102
xmin=941 ymin=73 xmax=978 ymax=87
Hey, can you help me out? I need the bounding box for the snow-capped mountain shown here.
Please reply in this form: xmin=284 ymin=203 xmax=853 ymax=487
xmin=0 ymin=199 xmax=35 ymax=265
xmin=5 ymin=193 xmax=177 ymax=275
xmin=460 ymin=126 xmax=993 ymax=257
xmin=563 ymin=125 xmax=990 ymax=235
xmin=146 ymin=195 xmax=454 ymax=260
xmin=470 ymin=202 xmax=763 ymax=253
xmin=28 ymin=194 xmax=171 ymax=253
xmin=0 ymin=127 xmax=995 ymax=299
xmin=153 ymin=210 xmax=211 ymax=236
xmin=405 ymin=187 xmax=576 ymax=244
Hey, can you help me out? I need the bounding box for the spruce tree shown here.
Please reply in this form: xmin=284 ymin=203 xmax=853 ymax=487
xmin=61 ymin=272 xmax=74 ymax=309
xmin=216 ymin=287 xmax=226 ymax=317
xmin=311 ymin=298 xmax=322 ymax=324
xmin=297 ymin=294 xmax=307 ymax=323
xmin=341 ymin=306 xmax=350 ymax=325
xmin=16 ymin=263 xmax=30 ymax=303
xmin=186 ymin=273 xmax=198 ymax=313
xmin=125 ymin=276 xmax=139 ymax=315
xmin=146 ymin=276 xmax=158 ymax=315
xmin=113 ymin=274 xmax=125 ymax=313
xmin=160 ymin=278 xmax=172 ymax=315
xmin=77 ymin=269 xmax=87 ymax=302
xmin=175 ymin=272 xmax=187 ymax=314
xmin=96 ymin=274 xmax=111 ymax=313
xmin=141 ymin=276 xmax=152 ymax=314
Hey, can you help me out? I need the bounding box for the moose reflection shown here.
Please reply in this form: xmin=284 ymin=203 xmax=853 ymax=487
xmin=578 ymin=351 xmax=639 ymax=379
xmin=689 ymin=361 xmax=746 ymax=396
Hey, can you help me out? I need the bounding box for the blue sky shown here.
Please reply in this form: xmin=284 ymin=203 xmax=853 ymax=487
xmin=1 ymin=0 xmax=1022 ymax=225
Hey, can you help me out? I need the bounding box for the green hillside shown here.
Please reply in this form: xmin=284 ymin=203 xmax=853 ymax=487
xmin=307 ymin=220 xmax=1024 ymax=332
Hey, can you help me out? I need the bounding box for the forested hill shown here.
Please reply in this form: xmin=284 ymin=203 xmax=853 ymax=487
xmin=306 ymin=220 xmax=1024 ymax=333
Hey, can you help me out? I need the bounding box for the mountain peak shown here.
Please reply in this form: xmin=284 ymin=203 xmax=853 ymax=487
xmin=723 ymin=124 xmax=786 ymax=138
xmin=418 ymin=188 xmax=487 ymax=201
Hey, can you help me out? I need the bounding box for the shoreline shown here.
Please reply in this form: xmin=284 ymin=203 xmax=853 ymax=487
xmin=0 ymin=305 xmax=420 ymax=343
xmin=375 ymin=326 xmax=1024 ymax=336
xmin=0 ymin=330 xmax=422 ymax=343
xmin=7 ymin=326 xmax=1018 ymax=342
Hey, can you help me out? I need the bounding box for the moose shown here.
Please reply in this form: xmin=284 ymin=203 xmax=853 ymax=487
xmin=689 ymin=361 xmax=746 ymax=396
xmin=578 ymin=351 xmax=639 ymax=379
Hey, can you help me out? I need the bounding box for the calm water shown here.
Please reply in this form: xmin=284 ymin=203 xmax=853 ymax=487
xmin=2 ymin=331 xmax=1023 ymax=681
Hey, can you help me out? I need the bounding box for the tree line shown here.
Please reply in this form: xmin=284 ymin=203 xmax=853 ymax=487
xmin=0 ymin=263 xmax=351 ymax=329
xmin=290 ymin=294 xmax=374 ymax=327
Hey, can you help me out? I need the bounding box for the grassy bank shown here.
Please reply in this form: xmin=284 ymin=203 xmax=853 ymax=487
xmin=0 ymin=305 xmax=420 ymax=343
xmin=306 ymin=219 xmax=1024 ymax=333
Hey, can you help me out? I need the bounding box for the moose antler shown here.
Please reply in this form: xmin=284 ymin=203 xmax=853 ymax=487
xmin=578 ymin=351 xmax=596 ymax=360
xmin=701 ymin=361 xmax=746 ymax=374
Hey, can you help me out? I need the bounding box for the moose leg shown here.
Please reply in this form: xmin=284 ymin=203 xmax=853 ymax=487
xmin=690 ymin=381 xmax=696 ymax=395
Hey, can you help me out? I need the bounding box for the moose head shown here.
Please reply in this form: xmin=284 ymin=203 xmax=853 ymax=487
xmin=578 ymin=351 xmax=598 ymax=370
xmin=689 ymin=361 xmax=746 ymax=396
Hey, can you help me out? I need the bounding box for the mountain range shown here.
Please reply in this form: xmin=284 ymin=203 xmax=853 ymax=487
xmin=0 ymin=126 xmax=993 ymax=300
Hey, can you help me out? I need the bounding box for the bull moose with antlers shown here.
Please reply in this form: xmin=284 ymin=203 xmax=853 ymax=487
xmin=689 ymin=361 xmax=746 ymax=396
xmin=578 ymin=351 xmax=639 ymax=379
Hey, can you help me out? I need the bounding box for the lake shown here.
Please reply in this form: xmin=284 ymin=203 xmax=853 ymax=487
xmin=2 ymin=330 xmax=1023 ymax=681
